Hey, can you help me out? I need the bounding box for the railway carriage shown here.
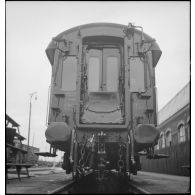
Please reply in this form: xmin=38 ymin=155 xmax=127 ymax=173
xmin=45 ymin=23 xmax=164 ymax=180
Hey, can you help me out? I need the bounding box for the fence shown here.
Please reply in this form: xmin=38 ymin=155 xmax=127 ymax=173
xmin=140 ymin=141 xmax=190 ymax=176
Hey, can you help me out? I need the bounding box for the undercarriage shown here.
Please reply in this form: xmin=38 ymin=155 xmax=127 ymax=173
xmin=62 ymin=130 xmax=142 ymax=181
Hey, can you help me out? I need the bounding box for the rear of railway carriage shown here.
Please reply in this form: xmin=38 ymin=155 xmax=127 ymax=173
xmin=45 ymin=23 xmax=162 ymax=179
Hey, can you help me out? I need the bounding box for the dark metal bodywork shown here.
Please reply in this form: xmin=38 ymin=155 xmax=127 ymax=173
xmin=46 ymin=23 xmax=161 ymax=127
xmin=45 ymin=23 xmax=162 ymax=176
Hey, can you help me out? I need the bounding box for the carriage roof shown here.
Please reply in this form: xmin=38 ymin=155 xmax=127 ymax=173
xmin=46 ymin=23 xmax=161 ymax=67
xmin=158 ymin=83 xmax=190 ymax=124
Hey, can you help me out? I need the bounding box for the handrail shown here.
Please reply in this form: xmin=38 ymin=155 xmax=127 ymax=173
xmin=86 ymin=106 xmax=120 ymax=114
xmin=46 ymin=85 xmax=51 ymax=126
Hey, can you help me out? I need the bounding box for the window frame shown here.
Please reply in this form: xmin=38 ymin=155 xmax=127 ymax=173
xmin=129 ymin=56 xmax=146 ymax=92
xmin=177 ymin=122 xmax=186 ymax=143
xmin=61 ymin=56 xmax=77 ymax=91
xmin=88 ymin=56 xmax=101 ymax=92
xmin=103 ymin=48 xmax=120 ymax=92
xmin=86 ymin=48 xmax=120 ymax=92
xmin=155 ymin=139 xmax=160 ymax=150
xmin=160 ymin=132 xmax=165 ymax=149
xmin=187 ymin=117 xmax=190 ymax=141
xmin=86 ymin=49 xmax=102 ymax=92
xmin=165 ymin=128 xmax=172 ymax=147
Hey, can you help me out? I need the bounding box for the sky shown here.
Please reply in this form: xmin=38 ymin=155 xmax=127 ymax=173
xmin=5 ymin=1 xmax=190 ymax=161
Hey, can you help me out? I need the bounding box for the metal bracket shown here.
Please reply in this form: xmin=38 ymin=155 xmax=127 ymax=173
xmin=52 ymin=37 xmax=72 ymax=54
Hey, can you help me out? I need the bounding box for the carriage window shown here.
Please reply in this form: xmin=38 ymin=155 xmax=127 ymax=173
xmin=178 ymin=124 xmax=186 ymax=143
xmin=155 ymin=140 xmax=159 ymax=150
xmin=88 ymin=57 xmax=100 ymax=91
xmin=62 ymin=57 xmax=77 ymax=91
xmin=129 ymin=57 xmax=145 ymax=92
xmin=187 ymin=119 xmax=190 ymax=140
xmin=160 ymin=132 xmax=165 ymax=148
xmin=106 ymin=57 xmax=118 ymax=91
xmin=165 ymin=130 xmax=172 ymax=147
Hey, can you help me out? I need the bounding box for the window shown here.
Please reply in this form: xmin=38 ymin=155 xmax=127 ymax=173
xmin=172 ymin=133 xmax=177 ymax=145
xmin=61 ymin=57 xmax=77 ymax=91
xmin=178 ymin=124 xmax=186 ymax=143
xmin=155 ymin=140 xmax=159 ymax=150
xmin=165 ymin=130 xmax=172 ymax=147
xmin=160 ymin=132 xmax=165 ymax=148
xmin=187 ymin=118 xmax=190 ymax=141
xmin=129 ymin=57 xmax=145 ymax=92
xmin=106 ymin=57 xmax=118 ymax=91
xmin=88 ymin=57 xmax=100 ymax=91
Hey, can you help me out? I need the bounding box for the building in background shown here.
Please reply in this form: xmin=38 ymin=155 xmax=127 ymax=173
xmin=22 ymin=144 xmax=40 ymax=164
xmin=140 ymin=83 xmax=190 ymax=176
xmin=6 ymin=114 xmax=40 ymax=165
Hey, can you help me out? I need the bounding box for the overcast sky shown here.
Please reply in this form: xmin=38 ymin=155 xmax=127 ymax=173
xmin=6 ymin=1 xmax=190 ymax=160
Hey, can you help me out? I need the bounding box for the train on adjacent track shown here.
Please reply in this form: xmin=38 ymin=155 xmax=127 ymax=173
xmin=44 ymin=22 xmax=166 ymax=181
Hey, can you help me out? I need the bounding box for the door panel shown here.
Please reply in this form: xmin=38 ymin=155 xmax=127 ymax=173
xmin=88 ymin=57 xmax=100 ymax=91
xmin=103 ymin=48 xmax=120 ymax=91
xmin=86 ymin=49 xmax=102 ymax=92
xmin=86 ymin=48 xmax=120 ymax=92
xmin=82 ymin=47 xmax=123 ymax=124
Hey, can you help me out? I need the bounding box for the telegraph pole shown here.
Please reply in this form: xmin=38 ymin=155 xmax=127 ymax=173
xmin=27 ymin=92 xmax=37 ymax=149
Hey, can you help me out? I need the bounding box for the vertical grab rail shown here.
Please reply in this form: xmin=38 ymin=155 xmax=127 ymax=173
xmin=46 ymin=85 xmax=51 ymax=126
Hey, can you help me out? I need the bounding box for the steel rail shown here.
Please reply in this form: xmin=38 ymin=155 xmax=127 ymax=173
xmin=128 ymin=182 xmax=150 ymax=194
xmin=47 ymin=170 xmax=150 ymax=194
xmin=109 ymin=170 xmax=150 ymax=194
xmin=47 ymin=170 xmax=93 ymax=194
xmin=47 ymin=180 xmax=75 ymax=194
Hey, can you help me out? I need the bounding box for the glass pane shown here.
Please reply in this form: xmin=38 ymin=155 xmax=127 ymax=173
xmin=156 ymin=141 xmax=159 ymax=150
xmin=130 ymin=58 xmax=145 ymax=92
xmin=88 ymin=57 xmax=100 ymax=91
xmin=62 ymin=57 xmax=77 ymax=91
xmin=160 ymin=133 xmax=165 ymax=148
xmin=179 ymin=125 xmax=186 ymax=142
xmin=106 ymin=57 xmax=118 ymax=91
xmin=166 ymin=131 xmax=171 ymax=147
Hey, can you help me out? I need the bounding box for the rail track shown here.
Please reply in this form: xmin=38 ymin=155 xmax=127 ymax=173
xmin=47 ymin=180 xmax=75 ymax=194
xmin=127 ymin=182 xmax=150 ymax=194
xmin=48 ymin=171 xmax=150 ymax=194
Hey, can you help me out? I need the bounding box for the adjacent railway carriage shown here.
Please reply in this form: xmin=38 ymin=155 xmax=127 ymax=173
xmin=45 ymin=23 xmax=164 ymax=180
